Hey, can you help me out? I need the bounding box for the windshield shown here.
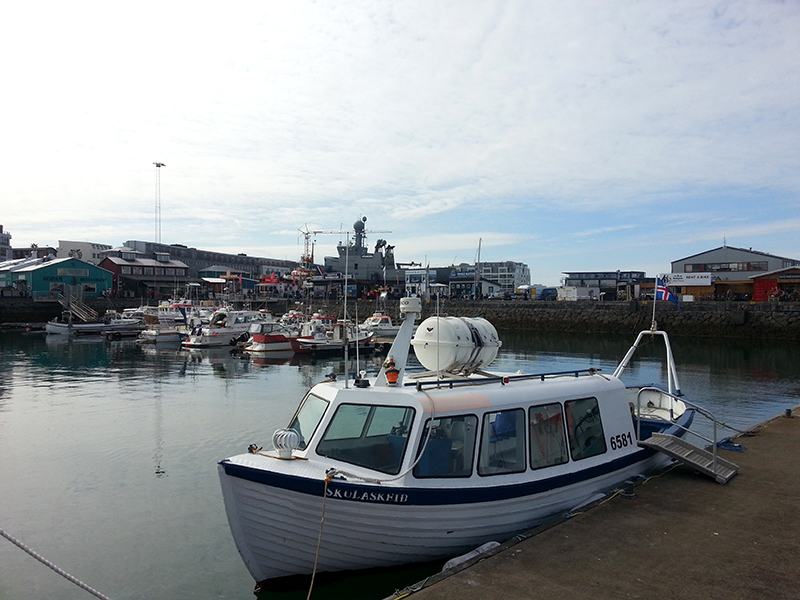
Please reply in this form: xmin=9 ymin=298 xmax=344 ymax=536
xmin=288 ymin=394 xmax=329 ymax=450
xmin=316 ymin=404 xmax=415 ymax=475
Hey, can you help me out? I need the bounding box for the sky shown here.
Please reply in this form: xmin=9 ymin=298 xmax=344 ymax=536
xmin=1 ymin=0 xmax=798 ymax=285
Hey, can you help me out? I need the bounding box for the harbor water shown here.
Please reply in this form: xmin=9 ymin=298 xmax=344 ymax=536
xmin=1 ymin=328 xmax=799 ymax=600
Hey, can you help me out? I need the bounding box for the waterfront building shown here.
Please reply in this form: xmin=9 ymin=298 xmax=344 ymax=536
xmin=563 ymin=271 xmax=646 ymax=301
xmin=0 ymin=256 xmax=113 ymax=299
xmin=448 ymin=274 xmax=501 ymax=299
xmin=750 ymin=267 xmax=800 ymax=302
xmin=0 ymin=225 xmax=11 ymax=262
xmin=57 ymin=240 xmax=113 ymax=265
xmin=479 ymin=261 xmax=531 ymax=291
xmin=671 ymin=246 xmax=800 ymax=300
xmin=12 ymin=246 xmax=58 ymax=260
xmin=121 ymin=240 xmax=296 ymax=280
xmin=99 ymin=247 xmax=190 ymax=299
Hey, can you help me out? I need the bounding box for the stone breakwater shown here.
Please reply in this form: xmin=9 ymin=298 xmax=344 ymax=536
xmin=3 ymin=297 xmax=800 ymax=340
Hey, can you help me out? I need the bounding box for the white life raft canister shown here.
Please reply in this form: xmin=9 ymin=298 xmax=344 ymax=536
xmin=411 ymin=316 xmax=502 ymax=373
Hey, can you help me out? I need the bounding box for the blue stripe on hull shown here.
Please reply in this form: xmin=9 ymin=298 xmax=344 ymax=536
xmin=220 ymin=447 xmax=648 ymax=506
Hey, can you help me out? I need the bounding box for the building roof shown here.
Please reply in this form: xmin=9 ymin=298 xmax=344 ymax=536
xmin=11 ymin=257 xmax=111 ymax=273
xmin=673 ymin=245 xmax=799 ymax=264
xmin=102 ymin=256 xmax=189 ymax=269
xmin=750 ymin=266 xmax=800 ymax=280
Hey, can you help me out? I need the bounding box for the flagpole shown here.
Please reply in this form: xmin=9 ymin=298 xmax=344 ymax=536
xmin=651 ymin=274 xmax=661 ymax=331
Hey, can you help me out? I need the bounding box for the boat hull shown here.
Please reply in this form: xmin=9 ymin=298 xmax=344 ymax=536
xmin=45 ymin=320 xmax=142 ymax=336
xmin=182 ymin=330 xmax=246 ymax=347
xmin=245 ymin=334 xmax=296 ymax=352
xmin=138 ymin=328 xmax=185 ymax=344
xmin=218 ymin=437 xmax=679 ymax=583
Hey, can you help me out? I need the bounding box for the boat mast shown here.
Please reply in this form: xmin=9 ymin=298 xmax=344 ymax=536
xmin=474 ymin=238 xmax=481 ymax=299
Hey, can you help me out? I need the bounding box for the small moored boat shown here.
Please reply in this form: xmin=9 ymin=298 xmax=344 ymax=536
xmin=291 ymin=319 xmax=375 ymax=354
xmin=182 ymin=309 xmax=271 ymax=348
xmin=358 ymin=311 xmax=402 ymax=337
xmin=244 ymin=322 xmax=302 ymax=353
xmin=45 ymin=312 xmax=143 ymax=336
xmin=219 ymin=297 xmax=729 ymax=587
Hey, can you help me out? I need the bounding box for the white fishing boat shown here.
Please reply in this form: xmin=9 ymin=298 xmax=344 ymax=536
xmin=182 ymin=309 xmax=272 ymax=348
xmin=358 ymin=311 xmax=402 ymax=337
xmin=45 ymin=312 xmax=143 ymax=336
xmin=291 ymin=319 xmax=375 ymax=354
xmin=219 ymin=297 xmax=734 ymax=587
xmin=137 ymin=325 xmax=187 ymax=344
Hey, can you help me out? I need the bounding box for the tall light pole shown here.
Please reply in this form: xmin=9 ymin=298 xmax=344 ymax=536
xmin=153 ymin=162 xmax=165 ymax=244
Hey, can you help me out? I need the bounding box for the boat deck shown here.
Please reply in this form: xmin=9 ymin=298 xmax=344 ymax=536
xmin=392 ymin=406 xmax=800 ymax=600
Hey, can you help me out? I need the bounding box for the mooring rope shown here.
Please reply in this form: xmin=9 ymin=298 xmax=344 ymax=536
xmin=0 ymin=527 xmax=115 ymax=600
xmin=306 ymin=475 xmax=332 ymax=600
xmin=305 ymin=390 xmax=439 ymax=598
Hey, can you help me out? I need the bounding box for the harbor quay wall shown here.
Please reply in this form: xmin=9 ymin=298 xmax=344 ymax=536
xmin=3 ymin=297 xmax=800 ymax=340
xmin=329 ymin=298 xmax=800 ymax=340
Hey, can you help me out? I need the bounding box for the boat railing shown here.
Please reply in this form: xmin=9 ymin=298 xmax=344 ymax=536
xmin=635 ymin=386 xmax=723 ymax=473
xmin=407 ymin=368 xmax=603 ymax=390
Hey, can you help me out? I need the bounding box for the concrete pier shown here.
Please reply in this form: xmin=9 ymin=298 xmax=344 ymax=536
xmin=392 ymin=407 xmax=800 ymax=600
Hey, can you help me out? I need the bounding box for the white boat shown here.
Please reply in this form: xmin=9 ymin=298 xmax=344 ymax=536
xmin=182 ymin=309 xmax=272 ymax=348
xmin=45 ymin=312 xmax=143 ymax=336
xmin=358 ymin=311 xmax=402 ymax=337
xmin=291 ymin=319 xmax=375 ymax=354
xmin=243 ymin=322 xmax=301 ymax=353
xmin=137 ymin=325 xmax=187 ymax=344
xmin=218 ymin=297 xmax=719 ymax=587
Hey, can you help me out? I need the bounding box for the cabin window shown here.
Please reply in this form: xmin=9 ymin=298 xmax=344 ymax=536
xmin=565 ymin=397 xmax=607 ymax=460
xmin=528 ymin=403 xmax=568 ymax=469
xmin=317 ymin=404 xmax=415 ymax=475
xmin=478 ymin=409 xmax=526 ymax=475
xmin=413 ymin=415 xmax=478 ymax=478
xmin=288 ymin=393 xmax=329 ymax=450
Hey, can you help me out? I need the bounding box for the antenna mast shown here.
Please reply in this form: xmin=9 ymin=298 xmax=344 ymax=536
xmin=153 ymin=162 xmax=165 ymax=244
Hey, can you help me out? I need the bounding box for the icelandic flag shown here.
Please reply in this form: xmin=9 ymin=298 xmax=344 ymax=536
xmin=656 ymin=278 xmax=681 ymax=309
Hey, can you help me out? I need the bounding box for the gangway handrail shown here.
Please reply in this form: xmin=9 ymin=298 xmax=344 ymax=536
xmin=635 ymin=386 xmax=723 ymax=474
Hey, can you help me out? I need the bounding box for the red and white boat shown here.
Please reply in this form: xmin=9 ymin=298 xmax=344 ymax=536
xmin=244 ymin=322 xmax=302 ymax=353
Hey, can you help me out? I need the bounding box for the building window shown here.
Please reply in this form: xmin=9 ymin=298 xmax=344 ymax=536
xmin=121 ymin=267 xmax=131 ymax=274
xmin=144 ymin=267 xmax=153 ymax=275
xmin=133 ymin=267 xmax=142 ymax=275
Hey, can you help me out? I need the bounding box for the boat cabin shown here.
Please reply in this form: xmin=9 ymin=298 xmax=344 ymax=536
xmin=286 ymin=371 xmax=634 ymax=482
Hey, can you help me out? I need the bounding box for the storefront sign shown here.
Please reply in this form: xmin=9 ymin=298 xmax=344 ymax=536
xmin=663 ymin=273 xmax=714 ymax=286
